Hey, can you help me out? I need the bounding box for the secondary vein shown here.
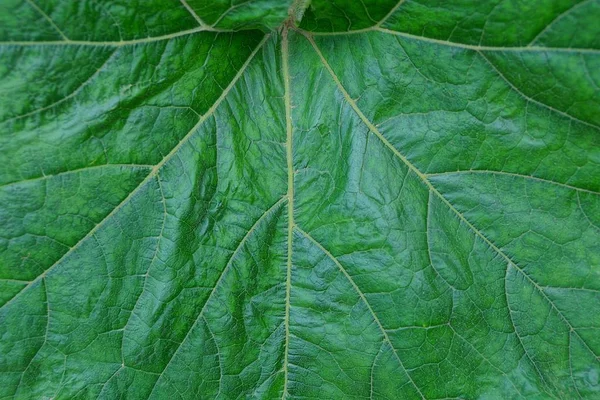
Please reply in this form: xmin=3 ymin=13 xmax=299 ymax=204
xmin=147 ymin=196 xmax=287 ymax=397
xmin=296 ymin=227 xmax=426 ymax=400
xmin=0 ymin=26 xmax=231 ymax=47
xmin=26 ymin=0 xmax=69 ymax=41
xmin=305 ymin=27 xmax=600 ymax=55
xmin=305 ymin=28 xmax=600 ymax=368
xmin=0 ymin=34 xmax=271 ymax=313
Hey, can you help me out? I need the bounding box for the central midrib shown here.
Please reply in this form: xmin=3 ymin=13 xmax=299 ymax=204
xmin=281 ymin=24 xmax=295 ymax=399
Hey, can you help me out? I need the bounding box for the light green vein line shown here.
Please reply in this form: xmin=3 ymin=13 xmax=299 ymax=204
xmin=568 ymin=331 xmax=585 ymax=399
xmin=147 ymin=196 xmax=287 ymax=397
xmin=0 ymin=26 xmax=231 ymax=47
xmin=0 ymin=34 xmax=271 ymax=313
xmin=424 ymin=191 xmax=456 ymax=291
xmin=281 ymin=24 xmax=295 ymax=400
xmin=26 ymin=0 xmax=69 ymax=41
xmin=304 ymin=28 xmax=600 ymax=366
xmin=376 ymin=0 xmax=407 ymax=28
xmin=13 ymin=277 xmax=51 ymax=394
xmin=0 ymin=278 xmax=31 ymax=283
xmin=1 ymin=48 xmax=118 ymax=124
xmin=426 ymin=170 xmax=600 ymax=195
xmin=295 ymin=227 xmax=426 ymax=400
xmin=478 ymin=51 xmax=600 ymax=131
xmin=428 ymin=184 xmax=553 ymax=396
xmin=304 ymin=27 xmax=600 ymax=54
xmin=378 ymin=28 xmax=600 ymax=54
xmin=179 ymin=0 xmax=208 ymax=27
xmin=503 ymin=263 xmax=562 ymax=397
xmin=528 ymin=0 xmax=595 ymax=46
xmin=446 ymin=323 xmax=528 ymax=399
xmin=0 ymin=164 xmax=153 ymax=190
xmin=117 ymin=173 xmax=168 ymax=373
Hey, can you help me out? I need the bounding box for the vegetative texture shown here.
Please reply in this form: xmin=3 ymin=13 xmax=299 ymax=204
xmin=1 ymin=0 xmax=599 ymax=398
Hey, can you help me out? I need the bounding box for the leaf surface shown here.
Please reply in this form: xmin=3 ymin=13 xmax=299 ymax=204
xmin=1 ymin=0 xmax=599 ymax=398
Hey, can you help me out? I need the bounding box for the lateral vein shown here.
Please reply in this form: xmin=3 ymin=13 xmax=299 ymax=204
xmin=179 ymin=0 xmax=208 ymax=27
xmin=26 ymin=0 xmax=69 ymax=41
xmin=0 ymin=34 xmax=271 ymax=313
xmin=2 ymin=48 xmax=119 ymax=124
xmin=478 ymin=51 xmax=600 ymax=131
xmin=147 ymin=196 xmax=287 ymax=396
xmin=296 ymin=227 xmax=426 ymax=400
xmin=304 ymin=28 xmax=600 ymax=375
xmin=305 ymin=27 xmax=600 ymax=55
xmin=0 ymin=164 xmax=153 ymax=190
xmin=426 ymin=170 xmax=600 ymax=195
xmin=0 ymin=26 xmax=231 ymax=47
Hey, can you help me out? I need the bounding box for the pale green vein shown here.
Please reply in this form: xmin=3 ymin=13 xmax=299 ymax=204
xmin=147 ymin=196 xmax=287 ymax=397
xmin=446 ymin=323 xmax=529 ymax=399
xmin=305 ymin=27 xmax=600 ymax=55
xmin=577 ymin=192 xmax=600 ymax=232
xmin=0 ymin=26 xmax=231 ymax=47
xmin=568 ymin=331 xmax=586 ymax=399
xmin=376 ymin=0 xmax=406 ymax=28
xmin=424 ymin=191 xmax=457 ymax=291
xmin=0 ymin=34 xmax=270 ymax=313
xmin=25 ymin=0 xmax=69 ymax=41
xmin=503 ymin=263 xmax=565 ymax=397
xmin=203 ymin=316 xmax=224 ymax=398
xmin=478 ymin=51 xmax=600 ymax=131
xmin=97 ymin=363 xmax=123 ymax=397
xmin=369 ymin=344 xmax=383 ymax=399
xmin=210 ymin=4 xmax=238 ymax=28
xmin=296 ymin=227 xmax=426 ymax=400
xmin=528 ymin=0 xmax=595 ymax=46
xmin=427 ymin=191 xmax=542 ymax=398
xmin=282 ymin=25 xmax=295 ymax=400
xmin=211 ymin=0 xmax=271 ymax=29
xmin=0 ymin=164 xmax=154 ymax=189
xmin=179 ymin=0 xmax=208 ymax=27
xmin=426 ymin=170 xmax=600 ymax=195
xmin=2 ymin=49 xmax=118 ymax=124
xmin=118 ymin=173 xmax=168 ymax=373
xmin=508 ymin=264 xmax=600 ymax=362
xmin=0 ymin=278 xmax=30 ymax=284
xmin=305 ymin=28 xmax=600 ymax=369
xmin=13 ymin=277 xmax=50 ymax=395
xmin=379 ymin=28 xmax=600 ymax=54
xmin=0 ymin=164 xmax=153 ymax=190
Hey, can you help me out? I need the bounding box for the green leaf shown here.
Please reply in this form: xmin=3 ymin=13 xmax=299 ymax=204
xmin=1 ymin=1 xmax=599 ymax=398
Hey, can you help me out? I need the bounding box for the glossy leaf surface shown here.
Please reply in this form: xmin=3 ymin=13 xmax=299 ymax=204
xmin=1 ymin=0 xmax=599 ymax=398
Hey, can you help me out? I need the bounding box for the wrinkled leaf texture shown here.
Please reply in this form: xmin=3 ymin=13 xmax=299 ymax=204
xmin=1 ymin=0 xmax=600 ymax=398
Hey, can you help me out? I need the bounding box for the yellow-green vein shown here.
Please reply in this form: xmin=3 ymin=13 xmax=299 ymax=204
xmin=25 ymin=0 xmax=69 ymax=41
xmin=295 ymin=227 xmax=426 ymax=400
xmin=147 ymin=195 xmax=288 ymax=397
xmin=0 ymin=34 xmax=271 ymax=313
xmin=281 ymin=25 xmax=295 ymax=400
xmin=304 ymin=28 xmax=600 ymax=374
